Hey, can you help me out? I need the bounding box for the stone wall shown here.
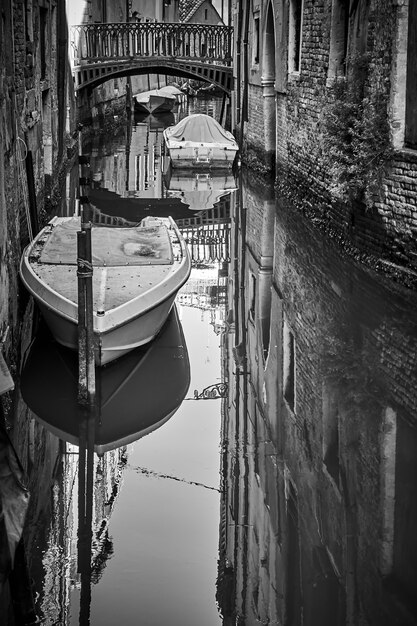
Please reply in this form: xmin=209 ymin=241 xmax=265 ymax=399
xmin=0 ymin=0 xmax=76 ymax=421
xmin=235 ymin=0 xmax=417 ymax=279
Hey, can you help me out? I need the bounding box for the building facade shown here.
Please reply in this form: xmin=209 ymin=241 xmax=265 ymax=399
xmin=231 ymin=0 xmax=417 ymax=278
xmin=218 ymin=170 xmax=417 ymax=625
xmin=0 ymin=0 xmax=77 ymax=394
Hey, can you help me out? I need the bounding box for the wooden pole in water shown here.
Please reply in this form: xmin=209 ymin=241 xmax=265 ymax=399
xmin=77 ymin=229 xmax=88 ymax=405
xmin=83 ymin=220 xmax=96 ymax=407
xmin=77 ymin=216 xmax=95 ymax=407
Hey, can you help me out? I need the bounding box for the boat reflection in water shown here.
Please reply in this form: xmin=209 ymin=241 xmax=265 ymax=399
xmin=134 ymin=110 xmax=175 ymax=131
xmin=21 ymin=305 xmax=190 ymax=454
xmin=164 ymin=166 xmax=237 ymax=212
xmin=20 ymin=305 xmax=190 ymax=623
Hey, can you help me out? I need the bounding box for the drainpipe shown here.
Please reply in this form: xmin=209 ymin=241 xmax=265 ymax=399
xmin=241 ymin=0 xmax=250 ymax=127
xmin=236 ymin=0 xmax=243 ymax=131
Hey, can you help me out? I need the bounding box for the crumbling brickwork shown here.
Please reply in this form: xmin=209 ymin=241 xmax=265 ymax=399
xmin=234 ymin=0 xmax=417 ymax=278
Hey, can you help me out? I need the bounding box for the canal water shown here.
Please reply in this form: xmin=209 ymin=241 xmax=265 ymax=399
xmin=12 ymin=95 xmax=417 ymax=625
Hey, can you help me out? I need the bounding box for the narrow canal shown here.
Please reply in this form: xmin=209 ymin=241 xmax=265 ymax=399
xmin=12 ymin=95 xmax=417 ymax=625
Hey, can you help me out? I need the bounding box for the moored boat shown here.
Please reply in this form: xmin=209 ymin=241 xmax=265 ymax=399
xmin=134 ymin=85 xmax=184 ymax=115
xmin=19 ymin=215 xmax=191 ymax=366
xmin=164 ymin=167 xmax=237 ymax=211
xmin=163 ymin=113 xmax=239 ymax=169
xmin=20 ymin=307 xmax=190 ymax=454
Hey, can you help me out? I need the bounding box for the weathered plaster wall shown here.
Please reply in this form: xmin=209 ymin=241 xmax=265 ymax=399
xmin=0 ymin=0 xmax=76 ymax=417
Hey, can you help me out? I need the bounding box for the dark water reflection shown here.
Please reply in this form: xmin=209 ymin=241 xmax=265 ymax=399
xmin=11 ymin=98 xmax=228 ymax=625
xmin=20 ymin=307 xmax=190 ymax=453
xmin=219 ymin=169 xmax=417 ymax=626
xmin=10 ymin=100 xmax=417 ymax=625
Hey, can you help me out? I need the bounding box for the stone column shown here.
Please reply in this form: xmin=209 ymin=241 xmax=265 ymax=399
xmin=262 ymin=76 xmax=276 ymax=171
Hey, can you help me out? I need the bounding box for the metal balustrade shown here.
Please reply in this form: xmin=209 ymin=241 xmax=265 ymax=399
xmin=70 ymin=22 xmax=234 ymax=93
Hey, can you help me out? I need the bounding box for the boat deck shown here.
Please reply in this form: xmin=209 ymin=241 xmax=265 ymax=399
xmin=31 ymin=264 xmax=173 ymax=312
xmin=26 ymin=216 xmax=185 ymax=315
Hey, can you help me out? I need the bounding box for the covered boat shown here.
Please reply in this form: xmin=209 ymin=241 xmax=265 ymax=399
xmin=20 ymin=308 xmax=190 ymax=454
xmin=164 ymin=168 xmax=237 ymax=211
xmin=19 ymin=215 xmax=191 ymax=366
xmin=163 ymin=113 xmax=239 ymax=169
xmin=134 ymin=85 xmax=184 ymax=115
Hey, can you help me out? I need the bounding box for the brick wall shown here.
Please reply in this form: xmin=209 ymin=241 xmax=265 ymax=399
xmin=238 ymin=0 xmax=417 ymax=278
xmin=241 ymin=83 xmax=273 ymax=171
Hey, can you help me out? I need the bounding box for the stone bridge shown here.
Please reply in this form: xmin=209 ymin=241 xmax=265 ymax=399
xmin=70 ymin=22 xmax=234 ymax=95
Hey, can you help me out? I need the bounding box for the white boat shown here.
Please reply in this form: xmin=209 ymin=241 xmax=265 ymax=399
xmin=163 ymin=113 xmax=239 ymax=169
xmin=134 ymin=85 xmax=184 ymax=115
xmin=164 ymin=168 xmax=237 ymax=211
xmin=19 ymin=215 xmax=191 ymax=366
xmin=20 ymin=307 xmax=190 ymax=454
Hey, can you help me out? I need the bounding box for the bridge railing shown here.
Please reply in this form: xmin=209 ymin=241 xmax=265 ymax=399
xmin=70 ymin=22 xmax=233 ymax=66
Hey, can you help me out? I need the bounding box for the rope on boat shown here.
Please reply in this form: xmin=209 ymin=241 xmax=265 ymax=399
xmin=77 ymin=258 xmax=93 ymax=277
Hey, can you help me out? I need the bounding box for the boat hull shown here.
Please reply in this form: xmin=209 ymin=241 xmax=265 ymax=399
xmin=163 ymin=114 xmax=238 ymax=169
xmin=19 ymin=216 xmax=191 ymax=366
xmin=37 ymin=293 xmax=177 ymax=366
xmin=166 ymin=145 xmax=237 ymax=169
xmin=134 ymin=86 xmax=183 ymax=115
xmin=135 ymin=94 xmax=176 ymax=114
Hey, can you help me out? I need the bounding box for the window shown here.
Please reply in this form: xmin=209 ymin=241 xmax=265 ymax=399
xmin=42 ymin=89 xmax=52 ymax=175
xmin=39 ymin=7 xmax=47 ymax=80
xmin=253 ymin=13 xmax=260 ymax=65
xmin=286 ymin=481 xmax=302 ymax=625
xmin=384 ymin=412 xmax=417 ymax=609
xmin=322 ymin=383 xmax=340 ymax=486
xmin=283 ymin=321 xmax=295 ymax=411
xmin=328 ymin=0 xmax=349 ymax=79
xmin=249 ymin=274 xmax=256 ymax=320
xmin=205 ymin=8 xmax=208 ymax=21
xmin=288 ymin=0 xmax=303 ymax=73
xmin=405 ymin=2 xmax=417 ymax=148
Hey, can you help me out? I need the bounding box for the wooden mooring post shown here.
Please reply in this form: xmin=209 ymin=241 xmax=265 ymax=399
xmin=77 ymin=217 xmax=95 ymax=407
xmin=76 ymin=213 xmax=96 ymax=621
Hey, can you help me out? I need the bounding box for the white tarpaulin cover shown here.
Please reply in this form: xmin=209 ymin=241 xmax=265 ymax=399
xmin=165 ymin=114 xmax=237 ymax=145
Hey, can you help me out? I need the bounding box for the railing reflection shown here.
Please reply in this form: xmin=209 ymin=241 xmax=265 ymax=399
xmin=191 ymin=383 xmax=228 ymax=400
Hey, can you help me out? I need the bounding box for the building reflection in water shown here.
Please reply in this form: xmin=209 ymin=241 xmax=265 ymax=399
xmin=217 ymin=168 xmax=417 ymax=626
xmin=78 ymin=108 xmax=237 ymax=271
xmin=19 ymin=307 xmax=190 ymax=623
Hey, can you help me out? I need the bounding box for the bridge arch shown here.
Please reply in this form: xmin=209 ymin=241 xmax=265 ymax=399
xmin=73 ymin=59 xmax=233 ymax=95
xmin=70 ymin=22 xmax=234 ymax=96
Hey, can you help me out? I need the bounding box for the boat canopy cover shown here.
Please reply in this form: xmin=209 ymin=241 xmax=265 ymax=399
xmin=135 ymin=85 xmax=182 ymax=103
xmin=158 ymin=85 xmax=183 ymax=97
xmin=166 ymin=114 xmax=236 ymax=145
xmin=39 ymin=218 xmax=173 ymax=266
